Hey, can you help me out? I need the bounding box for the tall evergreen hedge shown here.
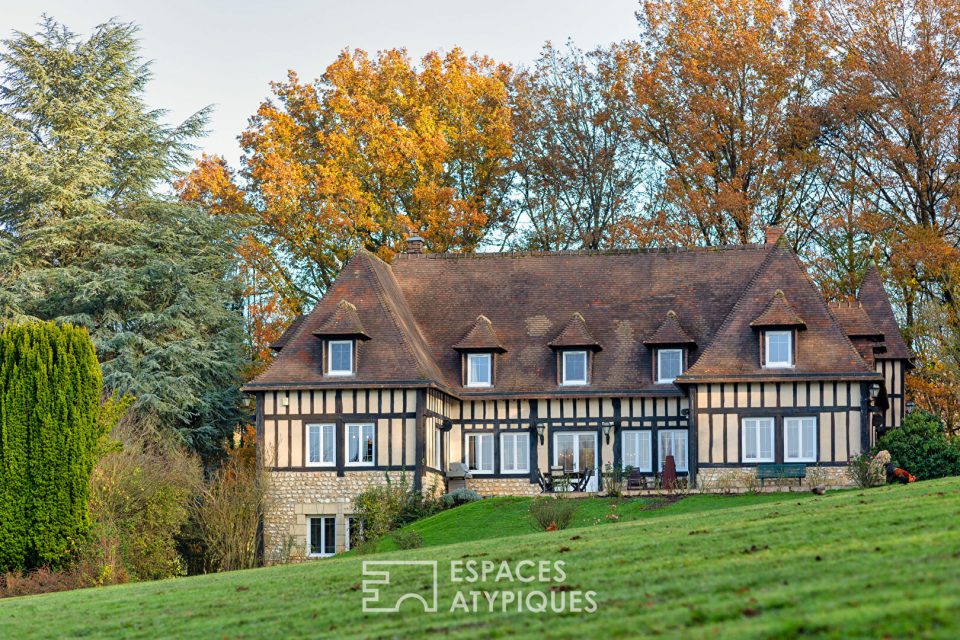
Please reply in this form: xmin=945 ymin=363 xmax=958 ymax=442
xmin=0 ymin=322 xmax=102 ymax=571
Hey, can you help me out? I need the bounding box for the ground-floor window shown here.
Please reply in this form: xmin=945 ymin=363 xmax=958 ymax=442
xmin=466 ymin=432 xmax=494 ymax=473
xmin=622 ymin=431 xmax=652 ymax=472
xmin=742 ymin=417 xmax=775 ymax=463
xmin=500 ymin=432 xmax=530 ymax=473
xmin=658 ymin=430 xmax=688 ymax=472
xmin=784 ymin=417 xmax=817 ymax=462
xmin=308 ymin=516 xmax=336 ymax=557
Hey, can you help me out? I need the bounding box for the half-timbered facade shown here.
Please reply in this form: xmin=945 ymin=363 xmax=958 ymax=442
xmin=245 ymin=230 xmax=912 ymax=558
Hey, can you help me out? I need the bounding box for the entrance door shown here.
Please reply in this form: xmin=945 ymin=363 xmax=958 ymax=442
xmin=553 ymin=432 xmax=598 ymax=492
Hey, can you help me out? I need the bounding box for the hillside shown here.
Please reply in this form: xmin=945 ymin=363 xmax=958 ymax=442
xmin=2 ymin=479 xmax=959 ymax=639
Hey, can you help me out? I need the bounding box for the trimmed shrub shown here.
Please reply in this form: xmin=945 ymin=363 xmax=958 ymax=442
xmin=393 ymin=529 xmax=424 ymax=550
xmin=0 ymin=322 xmax=103 ymax=572
xmin=442 ymin=487 xmax=481 ymax=507
xmin=876 ymin=410 xmax=960 ymax=480
xmin=529 ymin=496 xmax=578 ymax=531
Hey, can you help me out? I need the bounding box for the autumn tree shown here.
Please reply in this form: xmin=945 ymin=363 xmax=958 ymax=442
xmin=632 ymin=0 xmax=830 ymax=247
xmin=180 ymin=48 xmax=515 ymax=321
xmin=508 ymin=42 xmax=649 ymax=250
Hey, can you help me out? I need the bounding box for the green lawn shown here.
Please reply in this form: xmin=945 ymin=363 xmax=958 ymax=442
xmin=2 ymin=479 xmax=959 ymax=639
xmin=373 ymin=491 xmax=820 ymax=551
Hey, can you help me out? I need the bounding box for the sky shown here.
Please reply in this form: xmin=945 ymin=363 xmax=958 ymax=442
xmin=2 ymin=0 xmax=639 ymax=167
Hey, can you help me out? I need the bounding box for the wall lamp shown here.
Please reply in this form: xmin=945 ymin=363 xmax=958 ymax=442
xmin=906 ymin=401 xmax=916 ymax=415
xmin=601 ymin=421 xmax=614 ymax=444
xmin=535 ymin=423 xmax=546 ymax=444
xmin=281 ymin=392 xmax=289 ymax=407
xmin=680 ymin=408 xmax=690 ymax=417
xmin=869 ymin=382 xmax=881 ymax=402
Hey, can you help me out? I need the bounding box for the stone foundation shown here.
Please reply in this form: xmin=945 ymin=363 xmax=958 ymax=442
xmin=695 ymin=465 xmax=853 ymax=493
xmin=264 ymin=470 xmax=410 ymax=562
xmin=465 ymin=476 xmax=542 ymax=497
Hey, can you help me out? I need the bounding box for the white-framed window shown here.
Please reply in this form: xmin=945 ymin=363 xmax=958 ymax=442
xmin=657 ymin=349 xmax=684 ymax=383
xmin=622 ymin=431 xmax=652 ymax=472
xmin=764 ymin=331 xmax=793 ymax=368
xmin=306 ymin=423 xmax=335 ymax=466
xmin=346 ymin=423 xmax=375 ymax=466
xmin=500 ymin=432 xmax=530 ymax=473
xmin=658 ymin=430 xmax=688 ymax=472
xmin=561 ymin=350 xmax=588 ymax=385
xmin=466 ymin=353 xmax=492 ymax=387
xmin=328 ymin=340 xmax=354 ymax=375
xmin=307 ymin=515 xmax=336 ymax=557
xmin=784 ymin=417 xmax=817 ymax=462
xmin=465 ymin=432 xmax=494 ymax=473
xmin=742 ymin=417 xmax=775 ymax=462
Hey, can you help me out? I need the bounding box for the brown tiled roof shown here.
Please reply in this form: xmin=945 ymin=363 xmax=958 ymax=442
xmin=679 ymin=248 xmax=876 ymax=382
xmin=453 ymin=315 xmax=506 ymax=352
xmin=828 ymin=301 xmax=883 ymax=338
xmin=857 ymin=263 xmax=913 ymax=361
xmin=312 ymin=300 xmax=370 ymax=340
xmin=645 ymin=310 xmax=696 ymax=345
xmin=269 ymin=314 xmax=306 ymax=352
xmin=246 ymin=245 xmax=884 ymax=392
xmin=750 ymin=290 xmax=807 ymax=329
xmin=549 ymin=313 xmax=602 ymax=350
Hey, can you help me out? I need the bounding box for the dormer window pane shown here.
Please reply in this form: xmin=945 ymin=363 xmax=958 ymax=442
xmin=562 ymin=351 xmax=588 ymax=385
xmin=467 ymin=353 xmax=492 ymax=387
xmin=657 ymin=349 xmax=683 ymax=383
xmin=328 ymin=340 xmax=353 ymax=375
xmin=765 ymin=331 xmax=793 ymax=368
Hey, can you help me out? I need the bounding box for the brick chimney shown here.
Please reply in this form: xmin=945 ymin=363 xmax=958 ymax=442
xmin=765 ymin=227 xmax=784 ymax=246
xmin=405 ymin=235 xmax=424 ymax=254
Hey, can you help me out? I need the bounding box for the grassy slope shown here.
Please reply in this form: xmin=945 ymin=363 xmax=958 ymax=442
xmin=375 ymin=492 xmax=817 ymax=551
xmin=1 ymin=479 xmax=959 ymax=639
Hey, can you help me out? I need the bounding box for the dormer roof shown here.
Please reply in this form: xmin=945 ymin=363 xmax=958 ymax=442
xmin=828 ymin=300 xmax=883 ymax=339
xmin=644 ymin=310 xmax=696 ymax=346
xmin=750 ymin=290 xmax=807 ymax=329
xmin=453 ymin=315 xmax=506 ymax=352
xmin=548 ymin=312 xmax=602 ymax=351
xmin=312 ymin=300 xmax=370 ymax=340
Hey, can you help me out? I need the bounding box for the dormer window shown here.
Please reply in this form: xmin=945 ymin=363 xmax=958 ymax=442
xmin=312 ymin=300 xmax=370 ymax=377
xmin=656 ymin=348 xmax=684 ymax=383
xmin=561 ymin=350 xmax=588 ymax=385
xmin=466 ymin=353 xmax=492 ymax=387
xmin=764 ymin=331 xmax=793 ymax=368
xmin=327 ymin=340 xmax=354 ymax=375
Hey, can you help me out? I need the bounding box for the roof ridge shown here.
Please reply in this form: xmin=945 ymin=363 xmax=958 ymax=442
xmin=391 ymin=243 xmax=769 ymax=262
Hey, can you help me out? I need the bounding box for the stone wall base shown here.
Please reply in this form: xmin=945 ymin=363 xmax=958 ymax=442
xmin=465 ymin=476 xmax=542 ymax=497
xmin=695 ymin=465 xmax=853 ymax=493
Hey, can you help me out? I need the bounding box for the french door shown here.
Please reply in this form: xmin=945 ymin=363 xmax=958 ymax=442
xmin=553 ymin=432 xmax=598 ymax=492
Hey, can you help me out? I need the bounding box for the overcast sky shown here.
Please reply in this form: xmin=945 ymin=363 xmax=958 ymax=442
xmin=2 ymin=1 xmax=639 ymax=167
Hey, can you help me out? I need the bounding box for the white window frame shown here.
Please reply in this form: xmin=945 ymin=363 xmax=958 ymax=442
xmin=500 ymin=432 xmax=530 ymax=474
xmin=764 ymin=331 xmax=793 ymax=368
xmin=784 ymin=417 xmax=818 ymax=463
xmin=465 ymin=432 xmax=494 ymax=474
xmin=305 ymin=423 xmax=336 ymax=467
xmin=658 ymin=429 xmax=688 ymax=472
xmin=345 ymin=516 xmax=363 ymax=551
xmin=742 ymin=417 xmax=775 ymax=463
xmin=561 ymin=350 xmax=588 ymax=385
xmin=345 ymin=423 xmax=375 ymax=466
xmin=307 ymin=515 xmax=336 ymax=557
xmin=433 ymin=427 xmax=442 ymax=469
xmin=622 ymin=430 xmax=652 ymax=472
xmin=656 ymin=348 xmax=684 ymax=383
xmin=327 ymin=340 xmax=354 ymax=376
xmin=466 ymin=353 xmax=492 ymax=387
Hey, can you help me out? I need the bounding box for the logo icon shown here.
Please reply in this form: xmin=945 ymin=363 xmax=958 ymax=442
xmin=361 ymin=560 xmax=438 ymax=613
